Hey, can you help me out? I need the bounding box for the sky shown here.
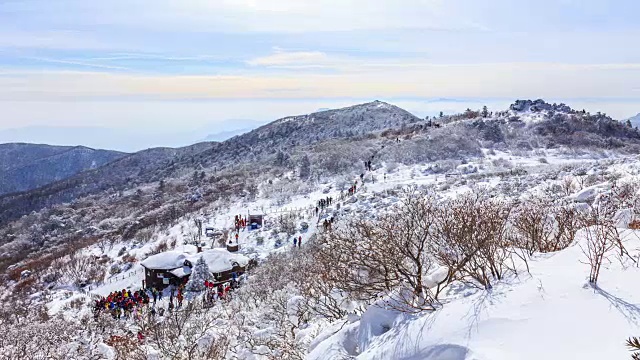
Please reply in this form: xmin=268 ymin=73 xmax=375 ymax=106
xmin=2 ymin=0 xmax=640 ymax=149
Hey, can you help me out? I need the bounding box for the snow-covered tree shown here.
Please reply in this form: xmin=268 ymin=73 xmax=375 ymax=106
xmin=185 ymin=256 xmax=213 ymax=292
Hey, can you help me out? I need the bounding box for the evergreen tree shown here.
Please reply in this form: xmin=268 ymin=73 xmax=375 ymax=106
xmin=439 ymin=111 xmax=443 ymax=118
xmin=626 ymin=119 xmax=633 ymax=128
xmin=299 ymin=154 xmax=311 ymax=179
xmin=275 ymin=150 xmax=289 ymax=167
xmin=185 ymin=256 xmax=213 ymax=292
xmin=482 ymin=106 xmax=489 ymax=118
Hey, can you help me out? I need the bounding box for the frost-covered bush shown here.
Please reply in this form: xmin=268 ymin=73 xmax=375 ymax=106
xmin=492 ymin=158 xmax=514 ymax=169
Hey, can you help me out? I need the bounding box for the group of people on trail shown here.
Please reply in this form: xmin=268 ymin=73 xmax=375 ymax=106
xmin=348 ymin=181 xmax=358 ymax=196
xmin=322 ymin=218 xmax=334 ymax=231
xmin=364 ymin=160 xmax=373 ymax=172
xmin=293 ymin=235 xmax=303 ymax=248
xmin=315 ymin=196 xmax=333 ymax=216
xmin=94 ymin=285 xmax=192 ymax=321
xmin=94 ymin=289 xmax=150 ymax=320
xmin=148 ymin=286 xmax=185 ymax=317
xmin=234 ymin=215 xmax=247 ymax=232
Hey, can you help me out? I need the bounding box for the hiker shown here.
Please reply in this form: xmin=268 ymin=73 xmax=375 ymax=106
xmin=177 ymin=291 xmax=184 ymax=307
xmin=293 ymin=237 xmax=298 ymax=247
xmin=298 ymin=236 xmax=302 ymax=247
xmin=235 ymin=233 xmax=239 ymax=242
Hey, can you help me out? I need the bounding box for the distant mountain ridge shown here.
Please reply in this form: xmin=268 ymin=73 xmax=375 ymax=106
xmin=0 ymin=120 xmax=267 ymax=152
xmin=0 ymin=143 xmax=125 ymax=195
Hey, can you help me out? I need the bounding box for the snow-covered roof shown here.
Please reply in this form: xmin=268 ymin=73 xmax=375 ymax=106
xmin=141 ymin=248 xmax=249 ymax=273
xmin=170 ymin=266 xmax=192 ymax=278
xmin=141 ymin=251 xmax=189 ymax=270
xmin=189 ymin=249 xmax=250 ymax=273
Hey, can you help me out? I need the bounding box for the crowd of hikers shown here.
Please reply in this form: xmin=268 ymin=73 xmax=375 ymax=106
xmin=94 ymin=289 xmax=150 ymax=320
xmin=234 ymin=215 xmax=247 ymax=232
xmin=315 ymin=196 xmax=333 ymax=216
xmin=94 ymin=285 xmax=191 ymax=320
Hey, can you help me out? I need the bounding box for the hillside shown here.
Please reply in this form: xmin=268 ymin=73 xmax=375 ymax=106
xmin=0 ymin=143 xmax=125 ymax=195
xmin=0 ymin=101 xmax=420 ymax=227
xmin=0 ymin=142 xmax=216 ymax=228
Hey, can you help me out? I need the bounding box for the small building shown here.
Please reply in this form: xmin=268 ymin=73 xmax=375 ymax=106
xmin=248 ymin=213 xmax=264 ymax=229
xmin=141 ymin=248 xmax=251 ymax=290
xmin=140 ymin=251 xmax=192 ymax=289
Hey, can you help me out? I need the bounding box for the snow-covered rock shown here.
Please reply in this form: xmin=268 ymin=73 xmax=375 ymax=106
xmin=613 ymin=208 xmax=634 ymax=228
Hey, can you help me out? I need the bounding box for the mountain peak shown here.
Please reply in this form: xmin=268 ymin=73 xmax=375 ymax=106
xmin=509 ymin=99 xmax=573 ymax=114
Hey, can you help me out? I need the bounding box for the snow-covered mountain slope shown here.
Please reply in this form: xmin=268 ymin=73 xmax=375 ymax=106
xmin=13 ymin=146 xmax=639 ymax=359
xmin=309 ymin=234 xmax=640 ymax=360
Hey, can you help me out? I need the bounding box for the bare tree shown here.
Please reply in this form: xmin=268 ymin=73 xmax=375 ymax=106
xmin=579 ymin=206 xmax=621 ymax=286
xmin=431 ymin=194 xmax=513 ymax=294
xmin=318 ymin=188 xmax=440 ymax=313
xmin=512 ymin=199 xmax=554 ymax=255
xmin=135 ymin=300 xmax=230 ymax=360
xmin=560 ymin=176 xmax=577 ymax=197
xmin=512 ymin=199 xmax=579 ymax=255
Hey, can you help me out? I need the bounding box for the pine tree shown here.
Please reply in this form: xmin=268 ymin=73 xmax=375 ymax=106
xmin=299 ymin=155 xmax=311 ymax=179
xmin=626 ymin=119 xmax=633 ymax=128
xmin=439 ymin=111 xmax=443 ymax=118
xmin=482 ymin=106 xmax=489 ymax=118
xmin=185 ymin=256 xmax=213 ymax=292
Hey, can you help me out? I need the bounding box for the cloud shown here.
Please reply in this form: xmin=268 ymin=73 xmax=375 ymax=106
xmin=2 ymin=62 xmax=640 ymax=103
xmin=26 ymin=57 xmax=130 ymax=70
xmin=246 ymin=48 xmax=340 ymax=68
